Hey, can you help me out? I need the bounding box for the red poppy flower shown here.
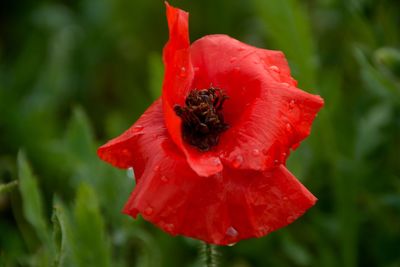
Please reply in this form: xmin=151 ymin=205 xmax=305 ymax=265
xmin=98 ymin=3 xmax=324 ymax=245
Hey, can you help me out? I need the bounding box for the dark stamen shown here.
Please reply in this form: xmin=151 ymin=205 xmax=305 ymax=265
xmin=174 ymin=88 xmax=229 ymax=151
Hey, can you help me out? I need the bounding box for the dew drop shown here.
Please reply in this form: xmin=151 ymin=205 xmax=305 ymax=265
xmin=132 ymin=125 xmax=144 ymax=132
xmin=237 ymin=47 xmax=245 ymax=52
xmin=194 ymin=67 xmax=200 ymax=72
xmin=281 ymin=82 xmax=290 ymax=87
xmin=285 ymin=123 xmax=292 ymax=132
xmin=227 ymin=243 xmax=237 ymax=247
xmin=289 ymin=99 xmax=296 ymax=109
xmin=232 ymin=155 xmax=243 ymax=168
xmin=155 ymin=133 xmax=165 ymax=140
xmin=154 ymin=165 xmax=160 ymax=172
xmin=121 ymin=149 xmax=130 ymax=156
xmin=165 ymin=223 xmax=176 ymax=234
xmin=291 ymin=142 xmax=300 ymax=150
xmin=212 ymin=158 xmax=221 ymax=167
xmin=144 ymin=206 xmax=153 ymax=216
xmin=226 ymin=226 xmax=238 ymax=237
xmin=252 ymin=148 xmax=261 ymax=156
xmin=274 ymin=159 xmax=280 ymax=165
xmin=283 ymin=196 xmax=288 ymax=201
xmin=258 ymin=226 xmax=270 ymax=235
xmin=161 ymin=175 xmax=169 ymax=182
xmin=286 ymin=216 xmax=295 ymax=223
xmin=230 ymin=57 xmax=237 ymax=63
xmin=179 ymin=67 xmax=187 ymax=77
xmin=269 ymin=65 xmax=280 ymax=72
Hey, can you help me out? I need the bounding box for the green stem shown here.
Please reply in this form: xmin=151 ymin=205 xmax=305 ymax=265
xmin=203 ymin=242 xmax=217 ymax=267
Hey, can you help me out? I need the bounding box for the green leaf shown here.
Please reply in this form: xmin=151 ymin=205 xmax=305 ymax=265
xmin=355 ymin=104 xmax=392 ymax=160
xmin=354 ymin=47 xmax=400 ymax=101
xmin=148 ymin=52 xmax=164 ymax=100
xmin=0 ymin=180 xmax=18 ymax=194
xmin=63 ymin=106 xmax=131 ymax=221
xmin=252 ymin=0 xmax=316 ymax=89
xmin=128 ymin=229 xmax=162 ymax=267
xmin=17 ymin=151 xmax=49 ymax=244
xmin=71 ymin=183 xmax=111 ymax=267
xmin=52 ymin=198 xmax=73 ymax=267
xmin=64 ymin=106 xmax=96 ymax=163
xmin=281 ymin=232 xmax=311 ymax=266
xmin=374 ymin=47 xmax=400 ymax=79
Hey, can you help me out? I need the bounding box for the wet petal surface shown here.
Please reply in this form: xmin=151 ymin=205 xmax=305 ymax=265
xmin=190 ymin=35 xmax=324 ymax=172
xmin=162 ymin=3 xmax=223 ymax=177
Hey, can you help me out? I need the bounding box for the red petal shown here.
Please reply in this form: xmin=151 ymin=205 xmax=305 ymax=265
xmin=162 ymin=3 xmax=222 ymax=177
xmin=162 ymin=2 xmax=192 ymax=106
xmin=124 ymin=148 xmax=316 ymax=245
xmin=190 ymin=35 xmax=324 ymax=171
xmin=98 ymin=97 xmax=316 ymax=245
xmin=97 ymin=99 xmax=167 ymax=180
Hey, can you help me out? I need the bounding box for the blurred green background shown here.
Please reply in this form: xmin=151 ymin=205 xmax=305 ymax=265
xmin=1 ymin=0 xmax=400 ymax=266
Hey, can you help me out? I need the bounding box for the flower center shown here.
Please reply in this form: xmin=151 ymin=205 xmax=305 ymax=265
xmin=174 ymin=88 xmax=229 ymax=151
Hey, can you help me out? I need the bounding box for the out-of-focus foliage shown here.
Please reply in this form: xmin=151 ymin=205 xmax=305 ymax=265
xmin=1 ymin=0 xmax=400 ymax=266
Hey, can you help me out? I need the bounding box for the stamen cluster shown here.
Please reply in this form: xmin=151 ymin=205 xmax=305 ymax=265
xmin=174 ymin=88 xmax=229 ymax=151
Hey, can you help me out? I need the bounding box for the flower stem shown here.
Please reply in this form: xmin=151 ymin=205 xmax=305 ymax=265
xmin=203 ymin=242 xmax=217 ymax=267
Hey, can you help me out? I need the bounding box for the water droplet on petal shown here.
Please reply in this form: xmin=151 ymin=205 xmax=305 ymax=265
xmin=161 ymin=175 xmax=169 ymax=182
xmin=283 ymin=196 xmax=288 ymax=201
xmin=156 ymin=134 xmax=165 ymax=140
xmin=132 ymin=125 xmax=144 ymax=132
xmin=154 ymin=165 xmax=160 ymax=172
xmin=121 ymin=149 xmax=130 ymax=156
xmin=286 ymin=123 xmax=292 ymax=132
xmin=291 ymin=142 xmax=300 ymax=150
xmin=289 ymin=99 xmax=296 ymax=109
xmin=230 ymin=57 xmax=237 ymax=63
xmin=180 ymin=67 xmax=187 ymax=77
xmin=237 ymin=47 xmax=245 ymax=52
xmin=194 ymin=67 xmax=200 ymax=72
xmin=252 ymin=148 xmax=261 ymax=156
xmin=144 ymin=206 xmax=153 ymax=216
xmin=281 ymin=82 xmax=290 ymax=87
xmin=227 ymin=243 xmax=237 ymax=247
xmin=286 ymin=216 xmax=295 ymax=223
xmin=165 ymin=223 xmax=176 ymax=234
xmin=212 ymin=158 xmax=221 ymax=167
xmin=274 ymin=159 xmax=280 ymax=165
xmin=226 ymin=226 xmax=238 ymax=237
xmin=232 ymin=155 xmax=243 ymax=168
xmin=269 ymin=65 xmax=280 ymax=72
xmin=258 ymin=226 xmax=270 ymax=235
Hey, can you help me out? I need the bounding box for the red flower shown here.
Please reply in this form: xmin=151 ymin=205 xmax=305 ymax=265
xmin=98 ymin=3 xmax=324 ymax=245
